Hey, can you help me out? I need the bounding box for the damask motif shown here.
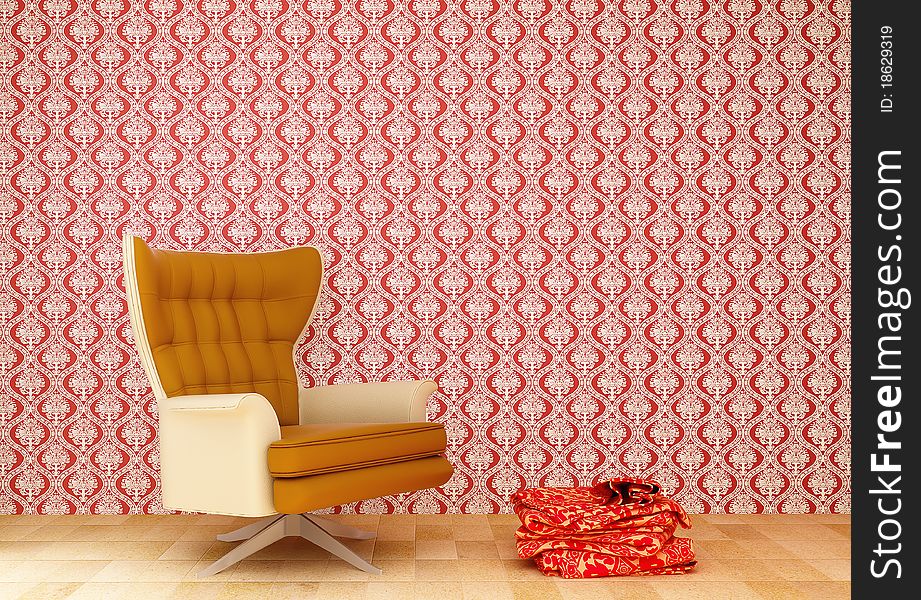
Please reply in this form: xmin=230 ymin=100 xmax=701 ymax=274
xmin=1 ymin=0 xmax=850 ymax=514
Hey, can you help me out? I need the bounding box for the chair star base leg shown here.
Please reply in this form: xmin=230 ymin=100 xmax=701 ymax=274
xmin=305 ymin=514 xmax=377 ymax=540
xmin=215 ymin=515 xmax=280 ymax=542
xmin=296 ymin=515 xmax=382 ymax=574
xmin=199 ymin=514 xmax=380 ymax=578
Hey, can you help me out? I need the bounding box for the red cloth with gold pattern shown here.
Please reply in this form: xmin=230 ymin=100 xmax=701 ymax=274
xmin=511 ymin=478 xmax=697 ymax=578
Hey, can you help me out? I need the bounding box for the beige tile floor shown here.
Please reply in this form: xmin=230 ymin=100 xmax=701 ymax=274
xmin=0 ymin=513 xmax=849 ymax=599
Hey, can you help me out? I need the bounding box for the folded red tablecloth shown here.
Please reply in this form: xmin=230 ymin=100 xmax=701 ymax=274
xmin=511 ymin=477 xmax=697 ymax=578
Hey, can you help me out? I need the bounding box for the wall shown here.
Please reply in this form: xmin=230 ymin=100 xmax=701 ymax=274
xmin=1 ymin=0 xmax=849 ymax=514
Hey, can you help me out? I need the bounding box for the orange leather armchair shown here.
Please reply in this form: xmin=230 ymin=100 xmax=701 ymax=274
xmin=123 ymin=235 xmax=453 ymax=576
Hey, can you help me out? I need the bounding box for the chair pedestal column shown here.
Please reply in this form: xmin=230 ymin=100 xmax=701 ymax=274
xmin=198 ymin=514 xmax=380 ymax=578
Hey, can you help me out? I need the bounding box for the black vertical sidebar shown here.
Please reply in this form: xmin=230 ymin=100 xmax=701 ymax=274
xmin=852 ymin=1 xmax=919 ymax=597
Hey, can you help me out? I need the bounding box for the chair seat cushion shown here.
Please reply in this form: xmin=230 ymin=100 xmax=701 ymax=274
xmin=273 ymin=455 xmax=453 ymax=514
xmin=268 ymin=422 xmax=447 ymax=478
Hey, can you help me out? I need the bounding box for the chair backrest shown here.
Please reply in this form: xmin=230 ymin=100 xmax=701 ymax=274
xmin=123 ymin=235 xmax=322 ymax=426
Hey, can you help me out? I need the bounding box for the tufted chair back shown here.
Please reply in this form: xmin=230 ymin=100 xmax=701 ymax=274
xmin=123 ymin=236 xmax=322 ymax=426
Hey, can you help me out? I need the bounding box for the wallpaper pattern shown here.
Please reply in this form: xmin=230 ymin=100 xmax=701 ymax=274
xmin=1 ymin=0 xmax=850 ymax=514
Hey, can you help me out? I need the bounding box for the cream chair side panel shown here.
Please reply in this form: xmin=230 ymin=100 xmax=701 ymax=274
xmin=159 ymin=393 xmax=281 ymax=517
xmin=122 ymin=234 xmax=166 ymax=400
xmin=298 ymin=380 xmax=438 ymax=425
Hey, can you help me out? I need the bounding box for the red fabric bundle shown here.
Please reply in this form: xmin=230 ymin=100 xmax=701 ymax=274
xmin=511 ymin=478 xmax=697 ymax=578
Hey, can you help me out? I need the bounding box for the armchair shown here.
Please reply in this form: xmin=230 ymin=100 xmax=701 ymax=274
xmin=122 ymin=235 xmax=453 ymax=576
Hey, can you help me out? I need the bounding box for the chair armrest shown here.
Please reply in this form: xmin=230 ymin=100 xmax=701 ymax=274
xmin=159 ymin=393 xmax=258 ymax=411
xmin=158 ymin=393 xmax=281 ymax=517
xmin=298 ymin=379 xmax=438 ymax=424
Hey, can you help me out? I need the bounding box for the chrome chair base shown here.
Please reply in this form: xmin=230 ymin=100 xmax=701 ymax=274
xmin=198 ymin=514 xmax=379 ymax=578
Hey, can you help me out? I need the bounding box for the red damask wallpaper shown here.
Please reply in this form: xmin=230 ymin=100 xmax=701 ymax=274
xmin=1 ymin=0 xmax=850 ymax=514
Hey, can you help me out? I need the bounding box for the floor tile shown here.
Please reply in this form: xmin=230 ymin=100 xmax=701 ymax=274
xmin=0 ymin=516 xmax=59 ymax=526
xmin=456 ymin=558 xmax=508 ymax=581
xmin=376 ymin=524 xmax=416 ymax=542
xmin=0 ymin=542 xmax=44 ymax=560
xmin=268 ymin=582 xmax=321 ymax=599
xmin=809 ymin=559 xmax=850 ymax=581
xmin=791 ymin=582 xmax=850 ymax=599
xmin=455 ymin=541 xmax=499 ymax=559
xmin=274 ymin=560 xmax=329 ymax=582
xmin=0 ymin=525 xmax=42 ymax=542
xmin=824 ymin=524 xmax=851 ymax=537
xmin=685 ymin=524 xmax=731 ymax=540
xmin=693 ymin=514 xmax=748 ymax=524
xmin=89 ymin=561 xmax=153 ymax=582
xmin=679 ymin=559 xmax=779 ymax=581
xmin=737 ymin=514 xmax=850 ymax=525
xmin=765 ymin=559 xmax=832 ymax=581
xmin=0 ymin=560 xmax=42 ymax=583
xmin=714 ymin=524 xmax=770 ymax=540
xmin=366 ymin=581 xmax=414 ymax=599
xmin=743 ymin=580 xmax=812 ymax=600
xmin=378 ymin=514 xmax=416 ymax=527
xmin=0 ymin=582 xmax=31 ymax=600
xmin=559 ymin=579 xmax=663 ymax=600
xmin=413 ymin=559 xmax=461 ymax=581
xmin=451 ymin=517 xmax=494 ymax=541
xmin=490 ymin=524 xmax=519 ymax=541
xmin=755 ymin=524 xmax=847 ymax=541
xmin=157 ymin=541 xmax=213 ymax=561
xmin=29 ymin=560 xmax=110 ymax=583
xmin=215 ymin=582 xmax=276 ymax=599
xmin=373 ymin=541 xmax=415 ymax=560
xmin=416 ymin=525 xmax=453 ymax=541
xmin=651 ymin=581 xmax=758 ymax=599
xmin=783 ymin=539 xmax=850 ymax=560
xmin=691 ymin=539 xmax=746 ymax=559
xmin=201 ymin=542 xmax=238 ymax=561
xmin=68 ymin=582 xmax=179 ymax=599
xmin=510 ymin=580 xmax=565 ymax=600
xmin=227 ymin=560 xmax=283 ymax=582
xmin=23 ymin=525 xmax=83 ymax=542
xmin=0 ymin=513 xmax=848 ymax=597
xmin=178 ymin=526 xmax=232 ymax=542
xmin=184 ymin=560 xmax=237 ymax=582
xmin=32 ymin=541 xmax=172 ymax=561
xmin=12 ymin=581 xmax=81 ymax=600
xmin=123 ymin=515 xmax=174 ymax=526
xmin=462 ymin=580 xmax=514 ymax=599
xmin=501 ymin=559 xmax=547 ymax=581
xmin=449 ymin=515 xmax=489 ymax=526
xmin=495 ymin=539 xmax=520 ymax=559
xmin=136 ymin=526 xmax=190 ymax=541
xmin=414 ymin=540 xmax=457 ymax=559
xmin=374 ymin=559 xmax=416 ymax=581
xmin=745 ymin=581 xmax=850 ymax=599
xmin=320 ymin=559 xmax=373 ymax=582
xmin=244 ymin=537 xmax=332 ymax=560
xmin=63 ymin=525 xmax=152 ymax=542
xmin=194 ymin=515 xmax=250 ymax=526
xmin=694 ymin=539 xmax=794 ymax=560
xmin=332 ymin=514 xmax=381 ymax=528
xmin=83 ymin=515 xmax=132 ymax=526
xmin=141 ymin=560 xmax=198 ymax=581
xmin=166 ymin=582 xmax=228 ymax=599
xmin=486 ymin=515 xmax=520 ymax=525
xmin=412 ymin=581 xmax=463 ymax=599
xmin=315 ymin=581 xmax=369 ymax=599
